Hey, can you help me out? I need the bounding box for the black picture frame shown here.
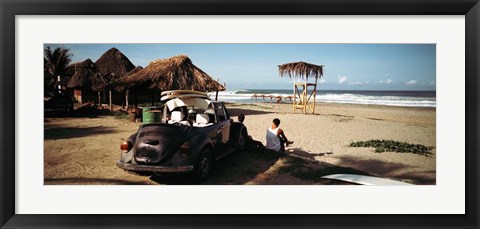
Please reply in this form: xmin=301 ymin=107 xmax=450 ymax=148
xmin=1 ymin=0 xmax=479 ymax=228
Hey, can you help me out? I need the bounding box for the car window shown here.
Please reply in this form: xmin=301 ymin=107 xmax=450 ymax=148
xmin=204 ymin=104 xmax=216 ymax=123
xmin=223 ymin=105 xmax=230 ymax=120
xmin=215 ymin=104 xmax=227 ymax=122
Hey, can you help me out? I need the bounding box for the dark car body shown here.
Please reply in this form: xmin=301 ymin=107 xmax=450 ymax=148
xmin=44 ymin=93 xmax=74 ymax=114
xmin=116 ymin=91 xmax=247 ymax=182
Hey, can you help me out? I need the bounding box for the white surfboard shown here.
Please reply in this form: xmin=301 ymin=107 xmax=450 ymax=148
xmin=160 ymin=93 xmax=209 ymax=101
xmin=161 ymin=90 xmax=207 ymax=96
xmin=321 ymin=174 xmax=413 ymax=185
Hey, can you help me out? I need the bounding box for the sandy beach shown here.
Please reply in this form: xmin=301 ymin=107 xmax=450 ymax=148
xmin=44 ymin=102 xmax=436 ymax=185
xmin=228 ymin=102 xmax=436 ymax=184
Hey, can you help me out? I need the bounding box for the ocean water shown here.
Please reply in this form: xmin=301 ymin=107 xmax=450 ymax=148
xmin=209 ymin=89 xmax=436 ymax=108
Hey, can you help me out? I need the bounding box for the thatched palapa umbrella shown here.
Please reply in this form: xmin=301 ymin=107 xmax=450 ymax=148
xmin=66 ymin=58 xmax=106 ymax=104
xmin=95 ymin=47 xmax=136 ymax=110
xmin=278 ymin=61 xmax=324 ymax=114
xmin=114 ymin=55 xmax=225 ymax=106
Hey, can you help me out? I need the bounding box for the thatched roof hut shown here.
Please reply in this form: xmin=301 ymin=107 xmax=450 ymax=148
xmin=105 ymin=66 xmax=143 ymax=91
xmin=278 ymin=61 xmax=324 ymax=80
xmin=279 ymin=61 xmax=324 ymax=115
xmin=129 ymin=66 xmax=144 ymax=74
xmin=66 ymin=58 xmax=106 ymax=91
xmin=95 ymin=47 xmax=135 ymax=81
xmin=114 ymin=55 xmax=225 ymax=92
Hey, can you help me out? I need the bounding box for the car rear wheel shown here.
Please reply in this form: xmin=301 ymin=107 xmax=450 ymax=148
xmin=237 ymin=127 xmax=248 ymax=150
xmin=191 ymin=148 xmax=213 ymax=183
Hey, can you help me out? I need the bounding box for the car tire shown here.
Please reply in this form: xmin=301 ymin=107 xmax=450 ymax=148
xmin=191 ymin=148 xmax=213 ymax=183
xmin=68 ymin=104 xmax=74 ymax=112
xmin=237 ymin=127 xmax=248 ymax=150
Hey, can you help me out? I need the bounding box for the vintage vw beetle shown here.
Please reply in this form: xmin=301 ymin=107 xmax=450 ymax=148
xmin=116 ymin=90 xmax=248 ymax=182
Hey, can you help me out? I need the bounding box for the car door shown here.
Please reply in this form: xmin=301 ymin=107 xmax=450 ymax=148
xmin=217 ymin=103 xmax=231 ymax=143
xmin=213 ymin=103 xmax=231 ymax=158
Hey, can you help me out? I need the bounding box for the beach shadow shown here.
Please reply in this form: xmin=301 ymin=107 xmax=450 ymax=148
xmin=205 ymin=147 xmax=283 ymax=184
xmin=149 ymin=174 xmax=191 ymax=185
xmin=286 ymin=147 xmax=333 ymax=160
xmin=397 ymin=170 xmax=436 ymax=185
xmin=226 ymin=108 xmax=273 ymax=116
xmin=272 ymin=155 xmax=369 ymax=184
xmin=147 ymin=142 xmax=432 ymax=185
xmin=336 ymin=155 xmax=436 ymax=185
xmin=150 ymin=145 xmax=367 ymax=185
xmin=45 ymin=107 xmax=113 ymax=118
xmin=44 ymin=126 xmax=118 ymax=140
xmin=150 ymin=146 xmax=282 ymax=185
xmin=44 ymin=177 xmax=152 ymax=185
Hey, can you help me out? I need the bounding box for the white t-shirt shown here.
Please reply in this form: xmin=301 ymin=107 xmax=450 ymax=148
xmin=266 ymin=126 xmax=281 ymax=151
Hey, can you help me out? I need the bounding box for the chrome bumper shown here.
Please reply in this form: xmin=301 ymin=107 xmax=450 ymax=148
xmin=116 ymin=160 xmax=194 ymax=173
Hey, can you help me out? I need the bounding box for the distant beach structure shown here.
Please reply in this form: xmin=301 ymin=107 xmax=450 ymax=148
xmin=285 ymin=95 xmax=294 ymax=101
xmin=251 ymin=93 xmax=294 ymax=103
xmin=278 ymin=61 xmax=325 ymax=114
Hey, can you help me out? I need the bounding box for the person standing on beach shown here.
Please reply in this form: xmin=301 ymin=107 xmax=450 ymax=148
xmin=266 ymin=118 xmax=293 ymax=152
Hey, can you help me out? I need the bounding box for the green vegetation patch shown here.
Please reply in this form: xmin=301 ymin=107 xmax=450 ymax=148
xmin=113 ymin=111 xmax=130 ymax=120
xmin=349 ymin=139 xmax=433 ymax=156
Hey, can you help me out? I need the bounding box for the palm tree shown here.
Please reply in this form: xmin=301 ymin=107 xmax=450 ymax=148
xmin=44 ymin=46 xmax=73 ymax=96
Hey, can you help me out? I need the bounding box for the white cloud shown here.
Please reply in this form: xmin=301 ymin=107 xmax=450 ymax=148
xmin=319 ymin=79 xmax=326 ymax=83
xmin=338 ymin=75 xmax=347 ymax=84
xmin=349 ymin=81 xmax=368 ymax=85
xmin=406 ymin=80 xmax=417 ymax=85
xmin=379 ymin=79 xmax=392 ymax=84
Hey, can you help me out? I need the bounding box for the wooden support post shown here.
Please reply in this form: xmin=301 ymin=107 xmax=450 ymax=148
xmin=313 ymin=77 xmax=318 ymax=114
xmin=302 ymin=84 xmax=306 ymax=114
xmin=97 ymin=91 xmax=101 ymax=105
xmin=125 ymin=89 xmax=129 ymax=108
xmin=293 ymin=85 xmax=297 ymax=113
xmin=215 ymin=90 xmax=219 ymax=101
xmin=109 ymin=90 xmax=112 ymax=111
xmin=151 ymin=90 xmax=155 ymax=106
xmin=134 ymin=87 xmax=138 ymax=108
xmin=293 ymin=78 xmax=296 ymax=114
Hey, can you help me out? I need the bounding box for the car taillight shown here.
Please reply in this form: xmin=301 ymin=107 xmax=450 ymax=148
xmin=180 ymin=143 xmax=191 ymax=157
xmin=120 ymin=141 xmax=132 ymax=153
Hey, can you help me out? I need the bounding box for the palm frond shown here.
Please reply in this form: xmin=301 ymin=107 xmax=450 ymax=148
xmin=278 ymin=61 xmax=324 ymax=80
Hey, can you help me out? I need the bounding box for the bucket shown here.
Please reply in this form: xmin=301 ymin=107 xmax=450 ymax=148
xmin=143 ymin=106 xmax=162 ymax=124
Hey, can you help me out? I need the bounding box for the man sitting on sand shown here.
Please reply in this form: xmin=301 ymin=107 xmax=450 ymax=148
xmin=266 ymin=118 xmax=293 ymax=152
xmin=238 ymin=113 xmax=264 ymax=149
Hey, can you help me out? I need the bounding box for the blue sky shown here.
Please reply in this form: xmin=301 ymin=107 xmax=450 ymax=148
xmin=45 ymin=44 xmax=436 ymax=91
